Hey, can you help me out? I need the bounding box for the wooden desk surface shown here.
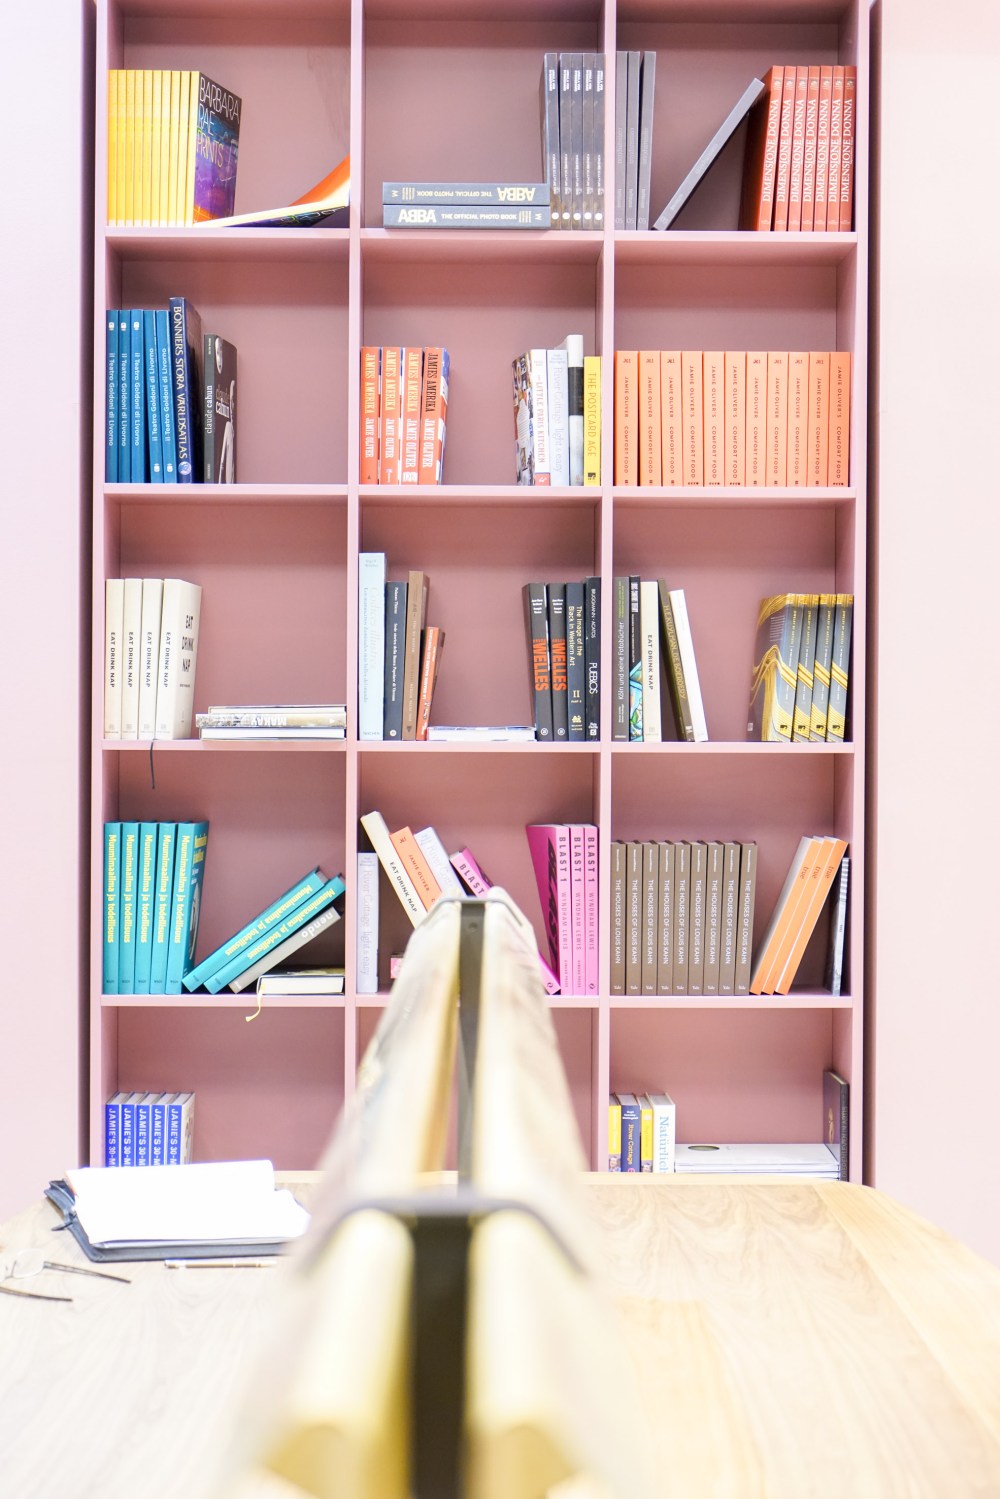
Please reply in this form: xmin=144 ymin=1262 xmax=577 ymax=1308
xmin=3 ymin=1175 xmax=1000 ymax=1499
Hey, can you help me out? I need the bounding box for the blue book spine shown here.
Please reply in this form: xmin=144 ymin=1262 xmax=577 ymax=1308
xmin=149 ymin=822 xmax=177 ymax=994
xmin=120 ymin=1094 xmax=137 ymax=1167
xmin=182 ymin=867 xmax=328 ymax=992
xmin=618 ymin=1093 xmax=642 ymax=1172
xmin=129 ymin=310 xmax=147 ymax=482
xmin=117 ymin=311 xmax=129 ymax=477
xmin=104 ymin=1094 xmax=121 ymax=1166
xmin=132 ymin=821 xmax=159 ymax=994
xmin=105 ymin=310 xmax=118 ymax=482
xmin=134 ymin=1095 xmax=152 ymax=1166
xmin=155 ymin=308 xmax=177 ymax=482
xmin=165 ymin=1093 xmax=194 ymax=1164
xmin=165 ymin=821 xmax=210 ymax=993
xmin=169 ymin=296 xmax=203 ymax=483
xmin=103 ymin=821 xmax=122 ymax=995
xmin=203 ymin=875 xmax=346 ymax=994
xmin=117 ymin=821 xmax=140 ymax=994
xmin=143 ymin=309 xmax=164 ymax=481
xmin=149 ymin=1095 xmax=167 ymax=1164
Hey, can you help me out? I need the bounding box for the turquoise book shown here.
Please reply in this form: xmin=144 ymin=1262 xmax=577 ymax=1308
xmin=182 ymin=866 xmax=328 ymax=992
xmin=164 ymin=821 xmax=210 ymax=994
xmin=149 ymin=821 xmax=177 ymax=993
xmin=117 ymin=821 xmax=140 ymax=994
xmin=132 ymin=822 xmax=159 ymax=994
xmin=103 ymin=822 xmax=122 ymax=995
xmin=203 ymin=875 xmax=346 ymax=994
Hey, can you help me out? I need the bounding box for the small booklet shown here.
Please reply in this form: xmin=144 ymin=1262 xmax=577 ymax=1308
xmin=197 ymin=155 xmax=349 ymax=229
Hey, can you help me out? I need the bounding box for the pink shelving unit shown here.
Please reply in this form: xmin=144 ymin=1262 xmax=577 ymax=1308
xmin=91 ymin=0 xmax=868 ymax=1175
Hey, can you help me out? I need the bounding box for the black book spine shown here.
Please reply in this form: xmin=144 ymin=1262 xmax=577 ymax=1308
xmin=383 ymin=580 xmax=408 ymax=740
xmin=522 ymin=582 xmax=553 ymax=741
xmin=548 ymin=582 xmax=569 ymax=740
xmin=565 ymin=580 xmax=586 ymax=741
xmin=584 ymin=574 xmax=601 ymax=739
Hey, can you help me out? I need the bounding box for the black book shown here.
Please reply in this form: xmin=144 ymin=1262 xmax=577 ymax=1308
xmin=521 ymin=582 xmax=553 ymax=741
xmin=823 ymin=1068 xmax=850 ymax=1181
xmin=383 ymin=579 xmax=408 ymax=740
xmin=565 ymin=580 xmax=586 ymax=741
xmin=652 ymin=76 xmax=766 ymax=232
xmin=636 ymin=52 xmax=657 ymax=231
xmin=548 ymin=582 xmax=569 ymax=740
xmin=203 ymin=333 xmax=237 ymax=483
xmin=584 ymin=574 xmax=601 ymax=739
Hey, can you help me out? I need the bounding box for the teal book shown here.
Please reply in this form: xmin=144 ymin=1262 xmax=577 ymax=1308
xmin=132 ymin=822 xmax=159 ymax=994
xmin=149 ymin=822 xmax=177 ymax=993
xmin=182 ymin=866 xmax=328 ymax=992
xmin=117 ymin=821 xmax=140 ymax=994
xmin=103 ymin=822 xmax=123 ymax=995
xmin=203 ymin=875 xmax=346 ymax=994
xmin=164 ymin=821 xmax=210 ymax=994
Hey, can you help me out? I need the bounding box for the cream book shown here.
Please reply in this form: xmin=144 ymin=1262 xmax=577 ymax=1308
xmin=153 ymin=577 xmax=202 ymax=739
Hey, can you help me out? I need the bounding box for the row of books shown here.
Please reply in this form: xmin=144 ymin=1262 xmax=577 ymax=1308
xmin=105 ymin=1090 xmax=196 ymax=1168
xmin=195 ymin=703 xmax=347 ymax=741
xmin=611 ymin=579 xmax=708 ymax=743
xmin=107 ymin=69 xmax=241 ymax=228
xmin=358 ymin=558 xmax=444 ymax=740
xmin=614 ymin=51 xmax=656 ymax=230
xmin=741 ymin=64 xmax=857 ymax=234
xmin=540 ymin=52 xmax=606 ymax=230
xmin=748 ymin=593 xmax=854 ymax=744
xmin=513 ymin=338 xmax=600 ymax=486
xmin=522 ymin=580 xmax=601 ymax=742
xmin=105 ymin=297 xmax=237 ymax=484
xmin=382 ymin=181 xmax=551 ymax=230
xmin=610 ymin=840 xmax=757 ymax=998
xmin=104 ymin=577 xmax=203 ymax=741
xmin=750 ymin=836 xmax=849 ymax=996
xmin=526 ymin=823 xmax=600 ymax=997
xmin=613 ymin=348 xmax=852 ymax=489
xmin=360 ymin=346 xmax=449 ymax=485
xmin=609 ymin=1090 xmax=675 ymax=1172
xmin=103 ymin=821 xmax=209 ymax=995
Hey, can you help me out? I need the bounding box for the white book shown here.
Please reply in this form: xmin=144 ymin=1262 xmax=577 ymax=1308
xmin=644 ymin=1091 xmax=676 ymax=1173
xmin=360 ymin=809 xmax=425 ymax=928
xmin=153 ymin=578 xmax=202 ymax=739
xmin=546 ymin=345 xmax=570 ymax=486
xmin=120 ymin=576 xmax=143 ymax=739
xmin=227 ymin=903 xmax=342 ymax=994
xmin=559 ymin=332 xmax=585 ymax=485
xmin=668 ymin=588 xmax=708 ymax=742
xmin=358 ymin=551 xmax=386 ymax=740
xmin=104 ymin=577 xmax=125 ymax=739
xmin=137 ymin=577 xmax=163 ymax=739
xmin=640 ymin=579 xmax=662 ymax=741
xmin=356 ymin=849 xmax=380 ymax=994
xmin=413 ymin=826 xmax=465 ymax=897
xmin=674 ymin=1141 xmax=839 ymax=1177
xmin=255 ymin=969 xmax=345 ymax=997
xmin=526 ymin=349 xmax=551 ymax=483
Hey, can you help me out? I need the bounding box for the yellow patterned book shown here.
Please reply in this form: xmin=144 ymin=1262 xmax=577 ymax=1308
xmin=583 ymin=354 xmax=601 ymax=485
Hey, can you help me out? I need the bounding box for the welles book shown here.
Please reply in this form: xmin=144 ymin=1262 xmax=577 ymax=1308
xmin=203 ymin=334 xmax=237 ymax=482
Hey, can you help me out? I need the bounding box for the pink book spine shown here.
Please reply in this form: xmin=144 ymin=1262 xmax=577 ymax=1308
xmin=449 ymin=846 xmax=492 ymax=897
xmin=570 ymin=825 xmax=586 ymax=995
xmin=525 ymin=823 xmax=573 ymax=992
xmin=583 ymin=823 xmax=599 ymax=995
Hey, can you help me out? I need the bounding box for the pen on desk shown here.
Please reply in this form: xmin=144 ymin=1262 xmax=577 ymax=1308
xmin=164 ymin=1258 xmax=278 ymax=1270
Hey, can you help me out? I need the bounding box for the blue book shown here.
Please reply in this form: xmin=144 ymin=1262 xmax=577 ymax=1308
xmin=132 ymin=822 xmax=159 ymax=994
xmin=103 ymin=821 xmax=122 ymax=995
xmin=117 ymin=821 xmax=140 ymax=994
xmin=129 ymin=309 xmax=147 ymax=482
xmin=119 ymin=1092 xmax=139 ymax=1167
xmin=117 ymin=311 xmax=129 ymax=478
xmin=165 ymin=1091 xmax=196 ymax=1164
xmin=134 ymin=1093 xmax=152 ymax=1166
xmin=165 ymin=821 xmax=210 ymax=993
xmin=203 ymin=875 xmax=346 ymax=994
xmin=105 ymin=1090 xmax=125 ymax=1166
xmin=182 ymin=866 xmax=328 ymax=992
xmin=155 ymin=308 xmax=177 ymax=482
xmin=168 ymin=296 xmax=203 ymax=483
xmin=149 ymin=822 xmax=177 ymax=994
xmin=105 ymin=310 xmax=118 ymax=482
xmin=149 ymin=1094 xmax=167 ymax=1164
xmin=616 ymin=1091 xmax=642 ymax=1173
xmin=143 ymin=309 xmax=164 ymax=481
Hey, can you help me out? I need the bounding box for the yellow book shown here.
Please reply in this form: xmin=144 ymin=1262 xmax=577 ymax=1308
xmin=583 ymin=354 xmax=601 ymax=486
xmin=157 ymin=70 xmax=171 ymax=224
xmin=166 ymin=71 xmax=181 ymax=225
xmin=608 ymin=1096 xmax=622 ymax=1171
xmin=639 ymin=1098 xmax=654 ymax=1172
xmin=174 ymin=71 xmax=192 ymax=226
xmin=140 ymin=68 xmax=154 ymax=225
xmin=149 ymin=71 xmax=162 ymax=227
xmin=182 ymin=70 xmax=200 ymax=225
xmin=123 ymin=69 xmax=135 ymax=227
xmin=106 ymin=71 xmax=118 ymax=226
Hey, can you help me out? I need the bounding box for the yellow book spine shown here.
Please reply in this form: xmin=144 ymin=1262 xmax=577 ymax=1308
xmin=114 ymin=70 xmax=127 ymax=227
xmin=157 ymin=70 xmax=171 ymax=225
xmin=175 ymin=71 xmax=192 ymax=226
xmin=640 ymin=1100 xmax=653 ymax=1172
xmin=166 ymin=71 xmax=181 ymax=225
xmin=183 ymin=71 xmax=200 ymax=225
xmin=106 ymin=71 xmax=118 ymax=225
xmin=140 ymin=68 xmax=154 ymax=226
xmin=123 ymin=69 xmax=135 ymax=227
xmin=149 ymin=71 xmax=162 ymax=228
xmin=583 ymin=354 xmax=601 ymax=486
xmin=608 ymin=1098 xmax=622 ymax=1170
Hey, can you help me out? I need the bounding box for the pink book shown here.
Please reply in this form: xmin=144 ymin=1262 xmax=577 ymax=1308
xmin=449 ymin=845 xmax=493 ymax=897
xmin=525 ymin=823 xmax=573 ymax=993
xmin=583 ymin=823 xmax=599 ymax=995
xmin=569 ymin=825 xmax=586 ymax=995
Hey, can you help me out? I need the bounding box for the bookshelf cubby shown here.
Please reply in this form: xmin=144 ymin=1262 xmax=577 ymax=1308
xmin=91 ymin=0 xmax=868 ymax=1175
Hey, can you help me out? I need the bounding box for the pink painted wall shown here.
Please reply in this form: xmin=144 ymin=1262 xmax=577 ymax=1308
xmin=869 ymin=0 xmax=1000 ymax=1266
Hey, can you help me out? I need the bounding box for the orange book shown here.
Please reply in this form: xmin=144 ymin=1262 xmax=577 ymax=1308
xmin=739 ymin=64 xmax=784 ymax=232
xmin=702 ymin=352 xmax=724 ymax=486
xmin=749 ymin=835 xmax=822 ymax=995
xmin=786 ymin=66 xmax=809 ymax=232
xmin=800 ymin=66 xmax=821 ymax=232
xmin=766 ymin=351 xmax=788 ymax=485
xmin=772 ymin=66 xmax=797 ymax=232
xmin=813 ymin=66 xmax=834 ymax=232
xmin=659 ymin=351 xmax=682 ymax=485
xmin=786 ymin=351 xmax=809 ymax=486
xmin=807 ymin=351 xmax=830 ymax=486
xmin=360 ymin=346 xmax=380 ymax=485
xmin=399 ymin=346 xmax=423 ymax=484
xmin=745 ymin=351 xmax=767 ymax=486
xmin=827 ymin=66 xmax=845 ymax=232
xmin=389 ymin=826 xmax=443 ymax=911
xmin=614 ymin=350 xmax=638 ymax=486
xmin=414 ymin=625 xmax=445 ymax=740
xmin=837 ymin=65 xmax=857 ymax=232
xmin=774 ymin=835 xmax=848 ymax=995
xmin=828 ymin=350 xmax=851 ymax=485
xmin=417 ymin=346 xmax=448 ymax=485
xmin=639 ymin=351 xmax=662 ymax=485
xmin=725 ymin=351 xmax=746 ymax=485
xmin=681 ymin=351 xmax=704 ymax=485
xmin=379 ymin=345 xmax=402 ymax=485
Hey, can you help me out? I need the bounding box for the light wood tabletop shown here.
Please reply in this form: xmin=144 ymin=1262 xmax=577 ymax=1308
xmin=2 ymin=1174 xmax=1000 ymax=1499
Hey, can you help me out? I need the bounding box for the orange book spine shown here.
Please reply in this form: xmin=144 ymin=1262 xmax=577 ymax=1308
xmin=660 ymin=352 xmax=682 ymax=486
xmin=745 ymin=352 xmax=767 ymax=487
xmin=378 ymin=346 xmax=402 ymax=485
xmin=417 ymin=346 xmax=446 ymax=485
xmin=740 ymin=64 xmax=784 ymax=232
xmin=828 ymin=351 xmax=851 ymax=485
xmin=766 ymin=351 xmax=788 ymax=486
xmin=681 ymin=351 xmax=704 ymax=485
xmin=800 ymin=65 xmax=821 ymax=232
xmin=786 ymin=351 xmax=809 ymax=487
xmin=786 ymin=66 xmax=808 ymax=232
xmin=750 ymin=836 xmax=823 ymax=996
xmin=774 ymin=836 xmax=848 ymax=995
xmin=808 ymin=351 xmax=830 ymax=486
xmin=827 ymin=66 xmax=845 ymax=232
xmin=389 ymin=826 xmax=443 ymax=910
xmin=639 ymin=351 xmax=662 ymax=485
xmin=837 ymin=65 xmax=857 ymax=232
xmin=702 ymin=351 xmax=724 ymax=486
xmin=414 ymin=625 xmax=445 ymax=741
xmin=813 ymin=66 xmax=834 ymax=232
xmin=773 ymin=66 xmax=797 ymax=232
xmin=614 ymin=350 xmax=638 ymax=486
xmin=360 ymin=346 xmax=380 ymax=485
xmin=399 ymin=346 xmax=423 ymax=484
xmin=725 ymin=351 xmax=746 ymax=486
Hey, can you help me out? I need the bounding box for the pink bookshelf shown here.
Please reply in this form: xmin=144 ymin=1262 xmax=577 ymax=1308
xmin=91 ymin=0 xmax=868 ymax=1177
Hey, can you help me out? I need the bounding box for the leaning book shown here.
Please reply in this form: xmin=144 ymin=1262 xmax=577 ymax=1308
xmin=198 ymin=155 xmax=349 ymax=229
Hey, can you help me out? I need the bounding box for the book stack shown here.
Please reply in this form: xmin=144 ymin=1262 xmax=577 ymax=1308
xmin=358 ymin=557 xmax=444 ymax=741
xmin=741 ymin=64 xmax=858 ymax=233
xmin=749 ymin=835 xmax=849 ymax=996
xmin=106 ymin=69 xmax=241 ymax=227
xmin=103 ymin=821 xmax=209 ymax=995
xmin=613 ymin=348 xmax=851 ymax=487
xmin=613 ymin=51 xmax=656 ymax=230
xmin=526 ymin=823 xmax=600 ymax=998
xmin=675 ymin=1142 xmax=840 ymax=1177
xmin=611 ymin=579 xmax=707 ymax=743
xmin=522 ymin=579 xmax=600 ymax=741
xmin=104 ymin=577 xmax=203 ymax=741
xmin=360 ymin=346 xmax=449 ymax=486
xmin=105 ymin=297 xmax=237 ymax=484
xmin=182 ymin=867 xmax=346 ymax=996
xmin=383 ymin=181 xmax=550 ymax=230
xmin=747 ymin=593 xmax=854 ymax=744
xmin=512 ymin=336 xmax=598 ymax=487
xmin=196 ymin=704 xmax=347 ymax=741
xmin=105 ymin=1090 xmax=195 ymax=1168
xmin=609 ymin=1091 xmax=675 ymax=1172
xmin=610 ymin=840 xmax=758 ymax=998
xmin=540 ymin=52 xmax=606 ymax=230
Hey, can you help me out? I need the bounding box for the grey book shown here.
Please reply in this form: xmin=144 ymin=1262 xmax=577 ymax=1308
xmin=593 ymin=53 xmax=605 ymax=228
xmin=624 ymin=50 xmax=641 ymax=230
xmin=636 ymin=51 xmax=657 ymax=230
xmin=383 ymin=204 xmax=551 ymax=229
xmin=652 ymin=76 xmax=765 ymax=231
xmin=614 ymin=50 xmax=628 ymax=230
xmin=382 ymin=181 xmax=549 ymax=204
xmin=540 ymin=54 xmax=562 ymax=223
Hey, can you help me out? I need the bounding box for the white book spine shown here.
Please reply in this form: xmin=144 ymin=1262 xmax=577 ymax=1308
xmin=360 ymin=810 xmax=425 ymax=927
xmin=358 ymin=552 xmax=386 ymax=740
xmin=668 ymin=588 xmax=709 ymax=742
xmin=153 ymin=578 xmax=202 ymax=739
xmin=413 ymin=826 xmax=465 ymax=897
xmin=137 ymin=577 xmax=163 ymax=739
xmin=356 ymin=850 xmax=380 ymax=994
xmin=546 ymin=347 xmax=570 ymax=486
xmin=646 ymin=1092 xmax=676 ymax=1173
xmin=526 ymin=349 xmax=551 ymax=482
xmin=640 ymin=579 xmax=662 ymax=741
xmin=104 ymin=578 xmax=125 ymax=739
xmin=560 ymin=332 xmax=585 ymax=485
xmin=120 ymin=577 xmax=143 ymax=739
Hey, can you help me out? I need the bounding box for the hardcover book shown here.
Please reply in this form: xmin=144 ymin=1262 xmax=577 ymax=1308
xmin=182 ymin=867 xmax=328 ymax=992
xmin=652 ymin=76 xmax=765 ymax=230
xmin=168 ymin=297 xmax=203 ymax=483
xmin=224 ymin=894 xmax=345 ymax=995
xmin=823 ymin=1068 xmax=850 ymax=1180
xmin=165 ymin=821 xmax=209 ymax=994
xmin=189 ymin=73 xmax=241 ymax=223
xmin=382 ymin=578 xmax=407 ymax=741
xmin=203 ymin=333 xmax=237 ymax=483
xmin=360 ymin=810 xmax=425 ymax=928
xmin=382 ymin=204 xmax=550 ymax=229
xmin=382 ymin=182 xmax=549 ymax=204
xmin=153 ymin=577 xmax=202 ymax=740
